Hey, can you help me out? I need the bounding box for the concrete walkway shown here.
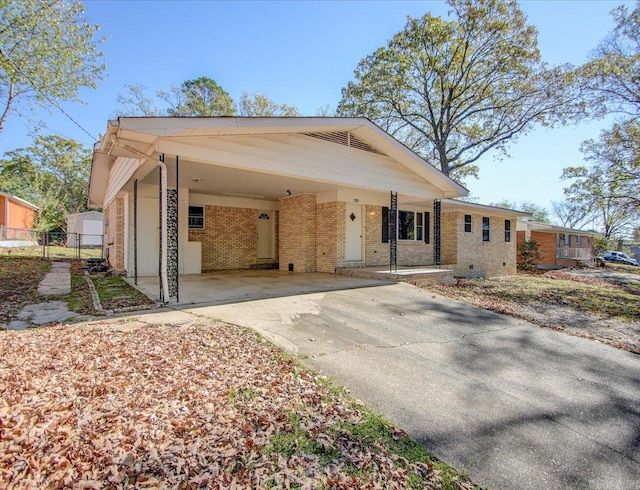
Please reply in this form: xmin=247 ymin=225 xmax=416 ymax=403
xmin=37 ymin=261 xmax=72 ymax=295
xmin=138 ymin=282 xmax=640 ymax=489
xmin=8 ymin=262 xmax=79 ymax=330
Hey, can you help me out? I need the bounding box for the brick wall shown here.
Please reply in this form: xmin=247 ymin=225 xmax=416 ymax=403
xmin=364 ymin=205 xmax=434 ymax=266
xmin=530 ymin=231 xmax=557 ymax=266
xmin=455 ymin=213 xmax=516 ymax=277
xmin=441 ymin=212 xmax=458 ymax=265
xmin=104 ymin=197 xmax=125 ymax=272
xmin=188 ymin=205 xmax=263 ymax=271
xmin=316 ymin=201 xmax=345 ymax=273
xmin=365 ymin=205 xmax=388 ymax=266
xmin=279 ymin=194 xmax=317 ymax=272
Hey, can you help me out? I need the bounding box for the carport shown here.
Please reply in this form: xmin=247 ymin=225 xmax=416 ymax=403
xmin=129 ymin=269 xmax=391 ymax=305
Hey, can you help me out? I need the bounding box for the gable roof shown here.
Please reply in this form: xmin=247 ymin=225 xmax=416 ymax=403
xmin=0 ymin=191 xmax=39 ymax=211
xmin=441 ymin=199 xmax=531 ymax=218
xmin=516 ymin=220 xmax=598 ymax=236
xmin=90 ymin=117 xmax=468 ymax=208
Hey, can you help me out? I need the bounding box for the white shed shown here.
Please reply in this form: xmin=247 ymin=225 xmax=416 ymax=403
xmin=66 ymin=211 xmax=104 ymax=248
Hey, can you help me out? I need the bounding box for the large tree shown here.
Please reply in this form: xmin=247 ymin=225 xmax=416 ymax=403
xmin=114 ymin=83 xmax=162 ymax=117
xmin=160 ymin=77 xmax=236 ymax=117
xmin=0 ymin=135 xmax=92 ymax=230
xmin=115 ymin=80 xmax=302 ymax=118
xmin=337 ymin=0 xmax=576 ymax=182
xmin=562 ymin=120 xmax=640 ymax=238
xmin=578 ymin=1 xmax=640 ymax=118
xmin=490 ymin=200 xmax=550 ymax=223
xmin=0 ymin=0 xmax=105 ymax=132
xmin=551 ymin=200 xmax=595 ymax=230
xmin=238 ymin=92 xmax=301 ymax=117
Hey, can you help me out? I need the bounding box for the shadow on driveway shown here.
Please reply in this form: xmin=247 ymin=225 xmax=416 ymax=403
xmin=164 ymin=281 xmax=640 ymax=489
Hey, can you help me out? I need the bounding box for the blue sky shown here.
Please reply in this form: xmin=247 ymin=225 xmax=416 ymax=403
xmin=0 ymin=0 xmax=632 ymax=212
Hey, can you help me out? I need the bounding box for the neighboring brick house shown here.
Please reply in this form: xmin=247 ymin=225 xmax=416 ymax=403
xmin=0 ymin=191 xmax=38 ymax=230
xmin=0 ymin=192 xmax=38 ymax=247
xmin=89 ymin=117 xmax=525 ymax=300
xmin=516 ymin=221 xmax=596 ymax=268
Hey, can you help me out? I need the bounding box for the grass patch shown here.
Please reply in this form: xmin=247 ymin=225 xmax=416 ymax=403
xmin=261 ymin=384 xmax=473 ymax=489
xmin=87 ymin=272 xmax=154 ymax=310
xmin=606 ymin=262 xmax=640 ymax=275
xmin=339 ymin=409 xmax=466 ymax=489
xmin=67 ymin=264 xmax=155 ymax=314
xmin=0 ymin=245 xmax=102 ymax=260
xmin=0 ymin=256 xmax=51 ymax=323
xmin=445 ymin=274 xmax=639 ymax=322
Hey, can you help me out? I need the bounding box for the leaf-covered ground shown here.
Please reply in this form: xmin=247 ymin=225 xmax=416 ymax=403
xmin=423 ymin=270 xmax=640 ymax=354
xmin=0 ymin=256 xmax=50 ymax=324
xmin=0 ymin=320 xmax=476 ymax=489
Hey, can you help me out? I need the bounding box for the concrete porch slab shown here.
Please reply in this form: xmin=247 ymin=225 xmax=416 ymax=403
xmin=336 ymin=265 xmax=454 ymax=283
xmin=128 ymin=270 xmax=393 ymax=305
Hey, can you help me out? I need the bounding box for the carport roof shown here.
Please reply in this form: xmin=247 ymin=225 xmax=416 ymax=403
xmin=90 ymin=117 xmax=468 ymax=208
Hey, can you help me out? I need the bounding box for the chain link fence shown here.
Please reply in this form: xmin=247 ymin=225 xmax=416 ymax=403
xmin=0 ymin=226 xmax=103 ymax=260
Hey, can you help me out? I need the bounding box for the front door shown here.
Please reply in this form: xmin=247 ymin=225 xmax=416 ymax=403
xmin=257 ymin=211 xmax=274 ymax=259
xmin=346 ymin=204 xmax=363 ymax=262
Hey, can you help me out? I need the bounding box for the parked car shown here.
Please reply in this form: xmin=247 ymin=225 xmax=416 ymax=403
xmin=603 ymin=251 xmax=639 ymax=266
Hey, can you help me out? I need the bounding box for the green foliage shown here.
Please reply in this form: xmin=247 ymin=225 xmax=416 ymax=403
xmin=517 ymin=240 xmax=541 ymax=271
xmin=562 ymin=120 xmax=640 ymax=238
xmin=577 ymin=1 xmax=640 ymax=118
xmin=491 ymin=200 xmax=550 ymax=223
xmin=115 ymin=79 xmax=302 ymax=119
xmin=593 ymin=235 xmax=615 ymax=255
xmin=337 ymin=0 xmax=577 ymax=183
xmin=0 ymin=0 xmax=106 ymax=132
xmin=114 ymin=83 xmax=161 ymax=117
xmin=0 ymin=135 xmax=92 ymax=231
xmin=160 ymin=77 xmax=236 ymax=117
xmin=238 ymin=92 xmax=301 ymax=116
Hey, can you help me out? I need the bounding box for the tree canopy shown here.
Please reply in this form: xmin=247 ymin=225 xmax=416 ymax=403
xmin=0 ymin=135 xmax=92 ymax=231
xmin=562 ymin=120 xmax=640 ymax=239
xmin=238 ymin=92 xmax=301 ymax=117
xmin=337 ymin=0 xmax=576 ymax=183
xmin=578 ymin=1 xmax=640 ymax=118
xmin=0 ymin=0 xmax=106 ymax=132
xmin=115 ymin=78 xmax=302 ymax=118
xmin=161 ymin=77 xmax=236 ymax=117
xmin=489 ymin=200 xmax=550 ymax=223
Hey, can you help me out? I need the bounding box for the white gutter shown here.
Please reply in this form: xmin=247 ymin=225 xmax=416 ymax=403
xmin=109 ymin=136 xmax=170 ymax=303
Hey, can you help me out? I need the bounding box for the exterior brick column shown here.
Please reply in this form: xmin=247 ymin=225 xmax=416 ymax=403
xmin=104 ymin=196 xmax=125 ymax=272
xmin=279 ymin=194 xmax=316 ymax=272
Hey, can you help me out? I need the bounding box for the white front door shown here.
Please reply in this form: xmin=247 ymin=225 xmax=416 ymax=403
xmin=346 ymin=204 xmax=363 ymax=262
xmin=257 ymin=211 xmax=274 ymax=259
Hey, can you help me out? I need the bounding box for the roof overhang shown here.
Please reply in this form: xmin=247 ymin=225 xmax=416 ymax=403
xmin=441 ymin=199 xmax=532 ymax=218
xmin=516 ymin=220 xmax=598 ymax=235
xmin=0 ymin=191 xmax=39 ymax=211
xmin=89 ymin=117 xmax=468 ymax=208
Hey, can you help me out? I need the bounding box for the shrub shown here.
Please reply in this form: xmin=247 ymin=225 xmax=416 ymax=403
xmin=517 ymin=240 xmax=541 ymax=271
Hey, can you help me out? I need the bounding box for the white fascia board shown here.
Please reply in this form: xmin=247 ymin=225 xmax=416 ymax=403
xmin=88 ymin=150 xmax=111 ymax=208
xmin=116 ymin=116 xmax=369 ymax=137
xmin=442 ymin=199 xmax=532 ymax=218
xmin=108 ymin=117 xmax=466 ymax=198
xmin=0 ymin=191 xmax=39 ymax=211
xmin=517 ymin=220 xmax=598 ymax=235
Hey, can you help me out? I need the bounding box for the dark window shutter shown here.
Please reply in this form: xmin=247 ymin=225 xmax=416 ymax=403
xmin=424 ymin=212 xmax=430 ymax=244
xmin=382 ymin=206 xmax=389 ymax=243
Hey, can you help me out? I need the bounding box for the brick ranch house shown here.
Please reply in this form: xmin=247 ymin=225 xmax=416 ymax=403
xmin=516 ymin=220 xmax=596 ymax=268
xmin=89 ymin=117 xmax=526 ymax=301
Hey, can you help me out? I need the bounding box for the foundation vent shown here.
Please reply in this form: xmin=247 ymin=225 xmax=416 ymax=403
xmin=305 ymin=131 xmax=386 ymax=156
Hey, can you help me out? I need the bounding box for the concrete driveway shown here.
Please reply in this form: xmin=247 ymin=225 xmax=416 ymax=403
xmin=141 ymin=281 xmax=640 ymax=489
